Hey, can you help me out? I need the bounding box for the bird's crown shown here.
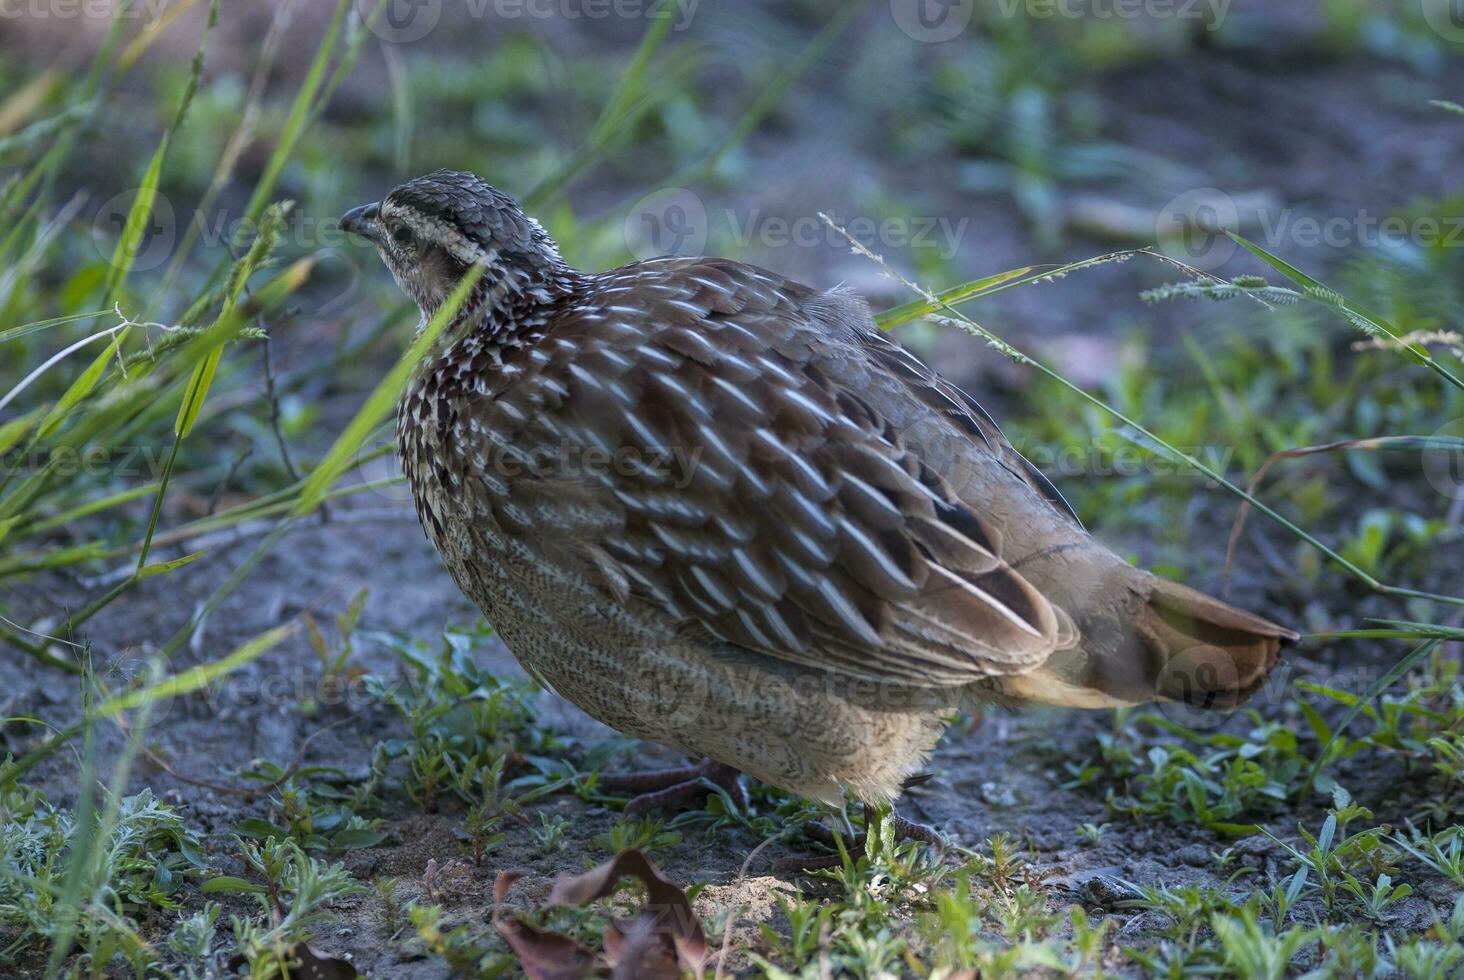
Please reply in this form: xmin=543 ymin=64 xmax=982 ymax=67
xmin=343 ymin=170 xmax=570 ymax=317
xmin=372 ymin=170 xmax=559 ymax=265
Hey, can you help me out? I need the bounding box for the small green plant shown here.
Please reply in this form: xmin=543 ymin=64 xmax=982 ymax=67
xmin=364 ymin=624 xmax=564 ymax=811
xmin=992 ymin=883 xmax=1058 ymax=943
xmin=591 ymin=815 xmax=681 ymax=855
xmin=1082 ymin=711 xmax=1306 ymax=833
xmin=970 ymin=832 xmax=1035 ymax=894
xmin=302 ymin=587 xmax=370 ymax=703
xmin=1114 ymin=880 xmax=1238 ymax=946
xmin=165 ymin=902 xmax=223 ymax=980
xmin=410 ymin=902 xmax=515 ymax=976
xmin=234 ymin=762 xmax=387 ymax=853
xmin=754 ymin=893 xmax=834 ymax=971
xmin=1209 ymin=905 xmax=1316 ymax=980
xmin=373 ymin=875 xmax=408 ymax=939
xmin=1264 ymin=792 xmax=1403 ymax=921
xmin=0 ymin=785 xmax=207 ymax=970
xmin=1344 ymin=873 xmax=1414 ymax=923
xmin=204 ymin=837 xmax=364 ymax=978
xmin=1387 ymin=896 xmax=1464 ymax=978
xmin=533 ymin=812 xmax=571 ymax=851
xmin=1393 ymin=825 xmax=1464 ymax=887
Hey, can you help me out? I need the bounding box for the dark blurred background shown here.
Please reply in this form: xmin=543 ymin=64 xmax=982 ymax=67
xmin=14 ymin=0 xmax=1464 ymax=323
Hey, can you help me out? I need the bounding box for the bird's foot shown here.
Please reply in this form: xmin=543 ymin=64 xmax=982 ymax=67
xmin=595 ymin=757 xmax=749 ymax=816
xmin=778 ymin=803 xmax=944 ymax=872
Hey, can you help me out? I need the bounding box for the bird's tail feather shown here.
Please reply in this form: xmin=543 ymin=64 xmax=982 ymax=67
xmin=982 ymin=576 xmax=1296 ymax=711
xmin=1136 ymin=577 xmax=1296 ymax=709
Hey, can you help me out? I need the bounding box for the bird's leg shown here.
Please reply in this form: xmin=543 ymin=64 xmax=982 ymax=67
xmin=779 ymin=802 xmax=944 ymax=871
xmin=595 ymin=757 xmax=749 ymax=815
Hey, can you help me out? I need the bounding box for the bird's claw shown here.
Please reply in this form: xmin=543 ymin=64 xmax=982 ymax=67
xmin=596 ymin=758 xmax=749 ymax=815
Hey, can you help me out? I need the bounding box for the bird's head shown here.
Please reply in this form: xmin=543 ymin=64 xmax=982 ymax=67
xmin=342 ymin=170 xmax=569 ymax=317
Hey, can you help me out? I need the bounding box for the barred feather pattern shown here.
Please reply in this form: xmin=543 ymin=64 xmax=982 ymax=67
xmin=400 ymin=257 xmax=1076 ymax=692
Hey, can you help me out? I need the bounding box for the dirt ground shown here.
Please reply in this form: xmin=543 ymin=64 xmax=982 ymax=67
xmin=9 ymin=493 xmax=1460 ymax=976
xmin=6 ymin=4 xmax=1464 ymax=975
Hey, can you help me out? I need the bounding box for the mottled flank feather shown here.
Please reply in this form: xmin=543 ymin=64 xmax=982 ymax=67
xmin=411 ymin=257 xmax=1066 ymax=688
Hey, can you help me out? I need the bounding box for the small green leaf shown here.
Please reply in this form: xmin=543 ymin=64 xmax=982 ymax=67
xmin=138 ymin=551 xmax=205 ymax=580
xmin=175 ymin=346 xmax=222 ymax=437
xmin=201 ymin=876 xmax=268 ymax=895
xmin=235 ymin=818 xmax=289 ymax=839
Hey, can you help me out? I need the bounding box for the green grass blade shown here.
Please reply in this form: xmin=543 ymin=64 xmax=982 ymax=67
xmin=0 ymin=310 xmax=114 ymax=344
xmin=836 ymin=221 xmax=1464 ymax=609
xmin=294 ymin=263 xmax=484 ymax=515
xmin=92 ymin=622 xmax=297 ymax=718
xmin=685 ymin=0 xmax=867 ymax=182
xmin=238 ymin=0 xmax=352 ymax=232
xmin=1228 ymin=232 xmax=1464 ymax=391
xmin=97 ymin=1 xmax=217 ymax=308
xmin=175 ymin=346 xmax=222 ymax=438
xmin=524 ymin=14 xmax=676 ymax=210
xmin=876 ymin=267 xmax=1036 ymax=330
xmin=1303 ymin=638 xmax=1444 ymax=791
xmin=132 ymin=257 xmax=313 ymax=570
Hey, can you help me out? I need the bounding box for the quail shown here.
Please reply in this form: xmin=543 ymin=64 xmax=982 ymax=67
xmin=342 ymin=171 xmax=1296 ymax=816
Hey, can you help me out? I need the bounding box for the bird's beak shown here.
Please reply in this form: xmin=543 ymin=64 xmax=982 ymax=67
xmin=341 ymin=201 xmax=381 ymax=241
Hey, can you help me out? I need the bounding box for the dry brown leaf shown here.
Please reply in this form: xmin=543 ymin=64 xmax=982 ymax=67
xmin=493 ymin=850 xmax=708 ymax=980
xmin=226 ymin=943 xmax=357 ymax=979
xmin=493 ymin=869 xmax=601 ymax=980
xmin=495 ymin=917 xmax=603 ymax=980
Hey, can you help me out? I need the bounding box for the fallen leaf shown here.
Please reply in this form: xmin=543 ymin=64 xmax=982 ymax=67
xmin=226 ymin=943 xmax=357 ymax=979
xmin=496 ymin=917 xmax=602 ymax=980
xmin=493 ymin=869 xmax=601 ymax=980
xmin=493 ymin=850 xmax=709 ymax=980
xmin=603 ymin=914 xmax=681 ymax=980
xmin=549 ymin=848 xmax=708 ymax=976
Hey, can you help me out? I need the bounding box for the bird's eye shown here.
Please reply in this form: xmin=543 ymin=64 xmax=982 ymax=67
xmin=391 ymin=224 xmax=415 ymax=247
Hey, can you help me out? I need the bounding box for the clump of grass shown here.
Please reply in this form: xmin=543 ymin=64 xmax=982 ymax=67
xmin=362 ymin=623 xmax=567 ymax=811
xmin=0 ymin=785 xmax=206 ymax=969
xmin=1065 ymin=710 xmax=1303 ymax=834
xmin=205 ymin=837 xmax=364 ymax=977
xmin=232 ymin=761 xmax=388 ymax=855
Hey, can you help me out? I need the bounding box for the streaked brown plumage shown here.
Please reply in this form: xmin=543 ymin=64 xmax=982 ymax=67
xmin=343 ymin=171 xmax=1296 ymax=805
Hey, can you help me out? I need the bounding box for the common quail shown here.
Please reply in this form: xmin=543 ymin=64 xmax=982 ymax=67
xmin=342 ymin=171 xmax=1296 ymax=812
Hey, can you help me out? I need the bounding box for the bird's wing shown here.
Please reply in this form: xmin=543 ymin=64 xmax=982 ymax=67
xmin=849 ymin=325 xmax=1083 ymax=530
xmin=470 ymin=257 xmax=1072 ymax=687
